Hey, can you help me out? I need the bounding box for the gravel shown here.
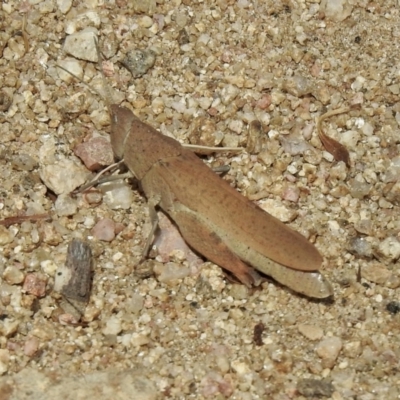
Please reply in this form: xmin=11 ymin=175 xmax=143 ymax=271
xmin=1 ymin=0 xmax=400 ymax=399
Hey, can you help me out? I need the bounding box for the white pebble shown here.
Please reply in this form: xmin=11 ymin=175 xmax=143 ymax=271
xmin=57 ymin=0 xmax=72 ymax=14
xmin=231 ymin=360 xmax=251 ymax=375
xmin=57 ymin=59 xmax=83 ymax=83
xmin=316 ymin=336 xmax=343 ymax=365
xmin=40 ymin=260 xmax=58 ymax=276
xmin=55 ymin=194 xmax=78 ymax=217
xmin=64 ymin=30 xmax=98 ymax=62
xmin=377 ymin=237 xmax=400 ymax=261
xmin=321 ymin=0 xmax=353 ymax=22
xmin=153 ymin=262 xmax=190 ymax=282
xmin=3 ymin=266 xmax=24 ymax=285
xmin=0 ymin=350 xmax=10 ymax=375
xmin=130 ymin=333 xmax=150 ymax=347
xmin=103 ymin=184 xmax=134 ymax=210
xmin=102 ymin=315 xmax=122 ymax=336
xmin=228 ymin=119 xmax=244 ymax=134
xmin=138 ymin=16 xmax=153 ymax=28
xmin=351 ymin=76 xmax=366 ymax=91
xmin=298 ymin=324 xmax=323 ymax=341
xmin=39 ymin=159 xmax=88 ymax=195
xmin=375 ymin=294 xmax=383 ymax=303
xmin=258 ymin=199 xmax=297 ymax=222
xmin=0 ymin=226 xmax=13 ymax=245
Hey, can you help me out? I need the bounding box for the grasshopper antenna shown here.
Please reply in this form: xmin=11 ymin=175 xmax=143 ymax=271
xmin=93 ymin=36 xmax=113 ymax=115
xmin=54 ymin=36 xmax=114 ymax=115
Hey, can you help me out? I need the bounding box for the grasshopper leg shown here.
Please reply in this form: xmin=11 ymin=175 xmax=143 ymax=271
xmin=140 ymin=200 xmax=160 ymax=261
xmin=170 ymin=204 xmax=263 ymax=288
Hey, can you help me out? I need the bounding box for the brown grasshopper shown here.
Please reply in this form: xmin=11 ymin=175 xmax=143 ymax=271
xmin=58 ymin=40 xmax=333 ymax=299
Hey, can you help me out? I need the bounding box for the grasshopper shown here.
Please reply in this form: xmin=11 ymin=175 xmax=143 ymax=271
xmin=58 ymin=39 xmax=333 ymax=299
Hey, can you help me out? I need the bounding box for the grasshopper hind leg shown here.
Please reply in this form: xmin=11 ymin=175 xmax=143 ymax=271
xmin=170 ymin=204 xmax=263 ymax=288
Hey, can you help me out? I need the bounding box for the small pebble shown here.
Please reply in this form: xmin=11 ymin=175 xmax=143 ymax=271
xmin=247 ymin=120 xmax=263 ymax=154
xmin=188 ymin=117 xmax=222 ymax=147
xmin=39 ymin=159 xmax=88 ymax=195
xmin=280 ymin=134 xmax=312 ymax=155
xmin=11 ymin=154 xmax=37 ymax=171
xmin=321 ymin=0 xmax=353 ymax=22
xmin=0 ymin=318 xmax=20 ymax=337
xmin=24 ymin=337 xmax=40 ymax=357
xmin=0 ymin=226 xmax=13 ymax=245
xmin=74 ymin=137 xmax=114 ymax=171
xmin=130 ymin=333 xmax=150 ymax=347
xmin=258 ymin=199 xmax=297 ymax=222
xmin=298 ymin=324 xmax=323 ymax=341
xmin=138 ymin=15 xmax=153 ymax=28
xmin=126 ymin=294 xmax=144 ymax=314
xmin=102 ymin=315 xmax=122 ymax=336
xmin=56 ymin=0 xmax=72 ymax=14
xmin=103 ymin=184 xmax=134 ymax=210
xmin=231 ymin=360 xmax=251 ymax=375
xmin=153 ymin=262 xmax=190 ymax=283
xmin=131 ymin=0 xmax=156 ymax=13
xmin=219 ymin=84 xmax=239 ymax=105
xmin=348 ymin=237 xmax=373 ymax=257
xmin=58 ymin=313 xmax=80 ymax=326
xmin=316 ymin=337 xmax=343 ymax=368
xmin=39 ymin=0 xmax=54 ymax=14
xmin=0 ymin=90 xmax=12 ymax=112
xmin=0 ymin=349 xmax=10 ymax=376
xmin=215 ymin=355 xmax=230 ymax=374
xmin=361 ymin=263 xmax=392 ymax=285
xmin=92 ymin=218 xmax=116 ymax=242
xmin=55 ymin=194 xmax=78 ymax=217
xmin=40 ymin=260 xmax=58 ymax=276
xmin=57 ymin=59 xmax=83 ymax=83
xmin=22 ymin=273 xmax=47 ymax=298
xmin=386 ymin=301 xmax=400 ymax=315
xmin=228 ymin=284 xmax=249 ymax=300
xmin=282 ymin=185 xmax=300 ymax=203
xmin=101 ymin=32 xmax=119 ymax=59
xmin=282 ymin=75 xmax=313 ymax=97
xmin=348 ymin=179 xmax=371 ymax=199
xmin=121 ymin=49 xmax=156 ymax=78
xmin=297 ymin=378 xmax=335 ymax=397
xmin=2 ymin=266 xmax=24 ymax=285
xmin=39 ymin=223 xmax=62 ymax=246
xmin=84 ymin=192 xmax=103 ymax=205
xmin=64 ymin=30 xmax=98 ymax=62
xmin=376 ymin=237 xmax=400 ymax=262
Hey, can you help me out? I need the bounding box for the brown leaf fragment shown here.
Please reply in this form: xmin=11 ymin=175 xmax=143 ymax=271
xmin=317 ymin=107 xmax=351 ymax=167
xmin=0 ymin=213 xmax=51 ymax=228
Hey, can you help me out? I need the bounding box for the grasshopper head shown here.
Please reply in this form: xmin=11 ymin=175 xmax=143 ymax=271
xmin=110 ymin=104 xmax=137 ymax=160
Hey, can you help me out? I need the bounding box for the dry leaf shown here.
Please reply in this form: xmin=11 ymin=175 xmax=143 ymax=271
xmin=317 ymin=107 xmax=351 ymax=167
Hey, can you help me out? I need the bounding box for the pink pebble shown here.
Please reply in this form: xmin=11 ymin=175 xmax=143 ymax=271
xmin=282 ymin=185 xmax=300 ymax=203
xmin=74 ymin=137 xmax=114 ymax=171
xmin=23 ymin=273 xmax=47 ymax=298
xmin=256 ymin=94 xmax=272 ymax=109
xmin=92 ymin=218 xmax=116 ymax=242
xmin=24 ymin=337 xmax=39 ymax=357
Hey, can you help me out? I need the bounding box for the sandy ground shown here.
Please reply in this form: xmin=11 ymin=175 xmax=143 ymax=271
xmin=1 ymin=0 xmax=400 ymax=399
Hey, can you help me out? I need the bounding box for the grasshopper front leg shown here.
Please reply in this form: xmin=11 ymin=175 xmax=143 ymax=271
xmin=141 ymin=196 xmax=161 ymax=261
